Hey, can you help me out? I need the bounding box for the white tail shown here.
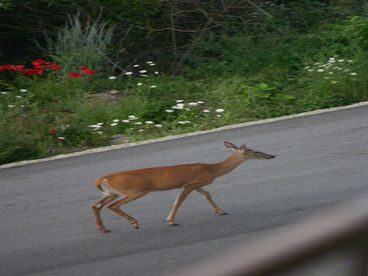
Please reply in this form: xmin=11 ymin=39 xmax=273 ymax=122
xmin=92 ymin=141 xmax=275 ymax=233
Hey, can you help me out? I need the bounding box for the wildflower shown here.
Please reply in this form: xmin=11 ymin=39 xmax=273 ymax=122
xmin=202 ymin=109 xmax=210 ymax=113
xmin=176 ymin=100 xmax=184 ymax=103
xmin=145 ymin=121 xmax=154 ymax=124
xmin=331 ymin=81 xmax=338 ymax=84
xmin=15 ymin=95 xmax=22 ymax=99
xmin=197 ymin=101 xmax=205 ymax=104
xmin=133 ymin=64 xmax=139 ymax=67
xmin=149 ymin=63 xmax=156 ymax=66
xmin=108 ymin=76 xmax=117 ymax=80
xmin=188 ymin=102 xmax=198 ymax=106
xmin=178 ymin=121 xmax=186 ymax=124
xmin=165 ymin=109 xmax=174 ymax=113
xmin=308 ymin=69 xmax=314 ymax=72
xmin=1 ymin=91 xmax=8 ymax=95
xmin=24 ymin=68 xmax=43 ymax=75
xmin=96 ymin=123 xmax=104 ymax=126
xmin=49 ymin=64 xmax=61 ymax=70
xmin=8 ymin=104 xmax=15 ymax=108
xmin=215 ymin=109 xmax=225 ymax=113
xmin=347 ymin=60 xmax=353 ymax=63
xmin=80 ymin=66 xmax=95 ymax=75
xmin=97 ymin=131 xmax=103 ymax=134
xmin=110 ymin=123 xmax=118 ymax=126
xmin=32 ymin=58 xmax=48 ymax=68
xmin=304 ymin=66 xmax=310 ymax=70
xmin=146 ymin=61 xmax=153 ymax=64
xmin=154 ymin=71 xmax=159 ymax=75
xmin=137 ymin=83 xmax=143 ymax=86
xmin=140 ymin=74 xmax=148 ymax=77
xmin=172 ymin=104 xmax=184 ymax=109
xmin=150 ymin=85 xmax=157 ymax=88
xmin=139 ymin=129 xmax=144 ymax=132
xmin=216 ymin=115 xmax=222 ymax=118
xmin=328 ymin=72 xmax=334 ymax=75
xmin=155 ymin=124 xmax=162 ymax=128
xmin=122 ymin=120 xmax=130 ymax=123
xmin=68 ymin=72 xmax=81 ymax=78
xmin=338 ymin=59 xmax=344 ymax=63
xmin=112 ymin=119 xmax=120 ymax=123
xmin=56 ymin=137 xmax=65 ymax=142
xmin=317 ymin=69 xmax=324 ymax=72
xmin=2 ymin=64 xmax=15 ymax=70
xmin=20 ymin=89 xmax=27 ymax=92
xmin=128 ymin=115 xmax=138 ymax=120
xmin=134 ymin=122 xmax=142 ymax=125
xmin=48 ymin=128 xmax=56 ymax=134
xmin=350 ymin=72 xmax=357 ymax=76
xmin=14 ymin=65 xmax=25 ymax=72
xmin=139 ymin=70 xmax=147 ymax=74
xmin=125 ymin=72 xmax=133 ymax=76
xmin=88 ymin=125 xmax=101 ymax=129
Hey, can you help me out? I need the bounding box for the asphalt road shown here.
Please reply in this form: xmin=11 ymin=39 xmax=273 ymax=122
xmin=1 ymin=105 xmax=368 ymax=276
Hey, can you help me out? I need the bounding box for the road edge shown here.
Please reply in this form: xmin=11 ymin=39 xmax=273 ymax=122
xmin=1 ymin=101 xmax=368 ymax=170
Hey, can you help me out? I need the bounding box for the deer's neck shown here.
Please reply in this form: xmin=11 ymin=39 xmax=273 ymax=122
xmin=210 ymin=153 xmax=244 ymax=177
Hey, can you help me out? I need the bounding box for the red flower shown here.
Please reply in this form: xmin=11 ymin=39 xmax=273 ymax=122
xmin=49 ymin=63 xmax=61 ymax=70
xmin=56 ymin=137 xmax=65 ymax=142
xmin=80 ymin=66 xmax=95 ymax=75
xmin=14 ymin=65 xmax=24 ymax=73
xmin=3 ymin=64 xmax=15 ymax=70
xmin=48 ymin=128 xmax=56 ymax=134
xmin=24 ymin=68 xmax=43 ymax=76
xmin=68 ymin=72 xmax=81 ymax=78
xmin=32 ymin=58 xmax=48 ymax=68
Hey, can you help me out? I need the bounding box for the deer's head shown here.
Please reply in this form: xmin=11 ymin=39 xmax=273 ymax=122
xmin=224 ymin=141 xmax=275 ymax=160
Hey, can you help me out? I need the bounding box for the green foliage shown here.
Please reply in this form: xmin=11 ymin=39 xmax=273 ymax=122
xmin=38 ymin=16 xmax=115 ymax=73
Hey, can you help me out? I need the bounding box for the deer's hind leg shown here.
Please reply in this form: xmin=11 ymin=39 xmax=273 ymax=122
xmin=196 ymin=187 xmax=226 ymax=215
xmin=92 ymin=194 xmax=119 ymax=233
xmin=107 ymin=191 xmax=148 ymax=229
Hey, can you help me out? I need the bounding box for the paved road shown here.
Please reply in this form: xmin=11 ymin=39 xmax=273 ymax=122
xmin=1 ymin=105 xmax=368 ymax=276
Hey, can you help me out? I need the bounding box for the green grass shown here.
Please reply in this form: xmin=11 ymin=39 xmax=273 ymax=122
xmin=1 ymin=16 xmax=368 ymax=165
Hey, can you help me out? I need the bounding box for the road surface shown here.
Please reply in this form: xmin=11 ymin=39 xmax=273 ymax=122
xmin=1 ymin=104 xmax=367 ymax=275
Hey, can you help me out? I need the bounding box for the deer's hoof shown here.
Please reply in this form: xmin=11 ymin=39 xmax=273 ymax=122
xmin=131 ymin=222 xmax=139 ymax=229
xmin=167 ymin=220 xmax=178 ymax=226
xmin=98 ymin=227 xmax=111 ymax=233
xmin=216 ymin=210 xmax=227 ymax=215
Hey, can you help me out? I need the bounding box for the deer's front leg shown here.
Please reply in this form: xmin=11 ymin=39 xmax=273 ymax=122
xmin=196 ymin=187 xmax=226 ymax=215
xmin=166 ymin=187 xmax=193 ymax=226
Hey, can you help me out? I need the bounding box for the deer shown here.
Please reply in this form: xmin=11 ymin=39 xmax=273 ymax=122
xmin=92 ymin=141 xmax=275 ymax=233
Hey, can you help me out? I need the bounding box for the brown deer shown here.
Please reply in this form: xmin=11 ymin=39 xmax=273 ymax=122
xmin=92 ymin=141 xmax=275 ymax=233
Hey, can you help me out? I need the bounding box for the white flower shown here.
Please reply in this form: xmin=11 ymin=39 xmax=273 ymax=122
xmin=149 ymin=63 xmax=156 ymax=66
xmin=308 ymin=69 xmax=314 ymax=72
xmin=347 ymin=60 xmax=353 ymax=63
xmin=317 ymin=69 xmax=324 ymax=72
xmin=215 ymin=108 xmax=225 ymax=113
xmin=139 ymin=129 xmax=144 ymax=132
xmin=97 ymin=131 xmax=103 ymax=134
xmin=16 ymin=95 xmax=22 ymax=99
xmin=197 ymin=101 xmax=205 ymax=104
xmin=172 ymin=103 xmax=184 ymax=109
xmin=328 ymin=57 xmax=335 ymax=63
xmin=137 ymin=82 xmax=143 ymax=86
xmin=108 ymin=76 xmax=117 ymax=80
xmin=331 ymin=80 xmax=338 ymax=84
xmin=176 ymin=100 xmax=184 ymax=103
xmin=165 ymin=109 xmax=174 ymax=113
xmin=155 ymin=124 xmax=162 ymax=128
xmin=122 ymin=119 xmax=130 ymax=123
xmin=139 ymin=70 xmax=147 ymax=74
xmin=184 ymin=121 xmax=191 ymax=124
xmin=57 ymin=136 xmax=65 ymax=140
xmin=133 ymin=64 xmax=139 ymax=67
xmin=178 ymin=121 xmax=186 ymax=124
xmin=140 ymin=74 xmax=148 ymax=77
xmin=350 ymin=72 xmax=357 ymax=76
xmin=128 ymin=115 xmax=138 ymax=120
xmin=110 ymin=123 xmax=118 ymax=126
xmin=112 ymin=119 xmax=119 ymax=123
xmin=134 ymin=122 xmax=142 ymax=125
xmin=154 ymin=71 xmax=159 ymax=75
xmin=146 ymin=61 xmax=153 ymax=64
xmin=188 ymin=102 xmax=198 ymax=106
xmin=304 ymin=66 xmax=310 ymax=69
xmin=216 ymin=115 xmax=222 ymax=118
xmin=314 ymin=62 xmax=321 ymax=65
xmin=97 ymin=122 xmax=104 ymax=126
xmin=20 ymin=89 xmax=28 ymax=92
xmin=145 ymin=121 xmax=154 ymax=124
xmin=8 ymin=104 xmax=15 ymax=108
xmin=328 ymin=72 xmax=334 ymax=75
xmin=125 ymin=72 xmax=133 ymax=75
xmin=1 ymin=91 xmax=9 ymax=95
xmin=202 ymin=109 xmax=210 ymax=113
xmin=338 ymin=59 xmax=344 ymax=62
xmin=88 ymin=124 xmax=101 ymax=129
xmin=150 ymin=85 xmax=157 ymax=88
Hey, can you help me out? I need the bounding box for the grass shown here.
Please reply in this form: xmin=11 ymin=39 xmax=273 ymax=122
xmin=1 ymin=16 xmax=368 ymax=165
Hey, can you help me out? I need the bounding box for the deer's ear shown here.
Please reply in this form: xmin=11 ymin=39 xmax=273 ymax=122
xmin=224 ymin=141 xmax=238 ymax=149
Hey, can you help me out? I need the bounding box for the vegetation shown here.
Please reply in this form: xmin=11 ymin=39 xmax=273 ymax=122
xmin=0 ymin=1 xmax=367 ymax=164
